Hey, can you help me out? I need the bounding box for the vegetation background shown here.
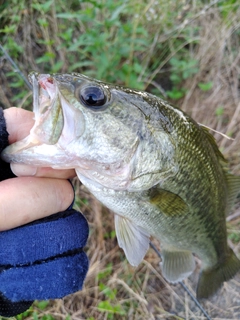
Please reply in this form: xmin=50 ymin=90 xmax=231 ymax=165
xmin=0 ymin=0 xmax=240 ymax=319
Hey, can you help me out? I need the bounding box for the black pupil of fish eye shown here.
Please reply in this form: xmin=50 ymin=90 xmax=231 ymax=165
xmin=80 ymin=86 xmax=106 ymax=107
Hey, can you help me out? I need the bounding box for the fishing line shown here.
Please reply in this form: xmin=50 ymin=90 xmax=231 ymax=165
xmin=150 ymin=242 xmax=212 ymax=320
xmin=0 ymin=44 xmax=32 ymax=90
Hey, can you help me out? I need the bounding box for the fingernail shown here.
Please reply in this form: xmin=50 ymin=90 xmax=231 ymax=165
xmin=10 ymin=163 xmax=37 ymax=176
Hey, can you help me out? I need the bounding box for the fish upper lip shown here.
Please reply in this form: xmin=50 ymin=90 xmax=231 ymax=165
xmin=35 ymin=74 xmax=58 ymax=120
xmin=26 ymin=73 xmax=64 ymax=145
xmin=29 ymin=73 xmax=57 ymax=119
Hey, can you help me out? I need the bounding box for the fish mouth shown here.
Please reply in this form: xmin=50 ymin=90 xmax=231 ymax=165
xmin=1 ymin=73 xmax=65 ymax=164
xmin=28 ymin=72 xmax=64 ymax=145
xmin=30 ymin=72 xmax=56 ymax=122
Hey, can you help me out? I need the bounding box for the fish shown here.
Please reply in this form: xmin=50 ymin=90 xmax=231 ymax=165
xmin=2 ymin=72 xmax=240 ymax=299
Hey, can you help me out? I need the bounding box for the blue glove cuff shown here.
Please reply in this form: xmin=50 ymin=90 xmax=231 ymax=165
xmin=0 ymin=209 xmax=88 ymax=265
xmin=0 ymin=209 xmax=89 ymax=302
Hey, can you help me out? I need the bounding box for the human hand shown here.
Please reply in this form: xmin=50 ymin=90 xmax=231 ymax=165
xmin=1 ymin=107 xmax=76 ymax=231
xmin=0 ymin=107 xmax=89 ymax=317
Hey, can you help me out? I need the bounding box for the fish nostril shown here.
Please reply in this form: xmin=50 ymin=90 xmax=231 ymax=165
xmin=38 ymin=75 xmax=56 ymax=101
xmin=46 ymin=77 xmax=54 ymax=84
xmin=39 ymin=77 xmax=54 ymax=89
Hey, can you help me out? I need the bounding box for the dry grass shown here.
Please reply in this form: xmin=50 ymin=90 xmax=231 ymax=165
xmin=1 ymin=1 xmax=240 ymax=319
xmin=179 ymin=7 xmax=240 ymax=173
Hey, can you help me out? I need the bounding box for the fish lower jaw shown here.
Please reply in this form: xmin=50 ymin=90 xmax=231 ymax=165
xmin=1 ymin=138 xmax=41 ymax=163
xmin=76 ymin=170 xmax=130 ymax=192
xmin=2 ymin=142 xmax=73 ymax=169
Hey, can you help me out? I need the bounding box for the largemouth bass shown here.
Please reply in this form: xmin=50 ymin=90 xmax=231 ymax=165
xmin=2 ymin=73 xmax=240 ymax=299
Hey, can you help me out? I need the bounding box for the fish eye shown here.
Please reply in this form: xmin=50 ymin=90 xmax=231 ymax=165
xmin=79 ymin=86 xmax=107 ymax=110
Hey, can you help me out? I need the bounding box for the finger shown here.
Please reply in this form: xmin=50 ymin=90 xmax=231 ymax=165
xmin=0 ymin=177 xmax=74 ymax=231
xmin=10 ymin=164 xmax=76 ymax=179
xmin=3 ymin=108 xmax=34 ymax=144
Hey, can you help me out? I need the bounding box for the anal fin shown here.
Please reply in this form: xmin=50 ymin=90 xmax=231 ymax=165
xmin=161 ymin=249 xmax=195 ymax=283
xmin=114 ymin=214 xmax=150 ymax=267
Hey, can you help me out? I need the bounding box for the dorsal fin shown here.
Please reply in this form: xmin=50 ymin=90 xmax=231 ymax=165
xmin=200 ymin=125 xmax=227 ymax=167
xmin=200 ymin=125 xmax=240 ymax=212
xmin=226 ymin=173 xmax=240 ymax=212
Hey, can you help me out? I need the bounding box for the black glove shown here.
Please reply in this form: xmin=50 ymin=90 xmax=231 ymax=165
xmin=0 ymin=108 xmax=89 ymax=317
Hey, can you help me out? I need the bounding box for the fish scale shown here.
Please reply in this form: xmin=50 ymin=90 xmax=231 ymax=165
xmin=160 ymin=114 xmax=229 ymax=262
xmin=2 ymin=72 xmax=240 ymax=299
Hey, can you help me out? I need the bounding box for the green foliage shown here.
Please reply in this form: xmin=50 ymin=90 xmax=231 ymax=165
xmin=95 ymin=263 xmax=126 ymax=318
xmin=5 ymin=71 xmax=28 ymax=102
xmin=228 ymin=231 xmax=240 ymax=244
xmin=36 ymin=301 xmax=50 ymax=310
xmin=1 ymin=0 xmax=236 ymax=107
xmin=104 ymin=230 xmax=116 ymax=239
xmin=218 ymin=0 xmax=239 ymax=21
xmin=15 ymin=306 xmax=34 ymax=320
xmin=228 ymin=221 xmax=240 ymax=244
xmin=166 ymin=57 xmax=199 ymax=100
xmin=74 ymin=195 xmax=89 ymax=210
xmin=97 ymin=300 xmax=126 ymax=319
xmin=0 ymin=0 xmax=225 ymax=108
xmin=198 ymin=81 xmax=213 ymax=92
xmin=6 ymin=300 xmax=71 ymax=320
xmin=215 ymin=106 xmax=224 ymax=117
xmin=97 ymin=263 xmax=113 ymax=281
xmin=169 ymin=57 xmax=199 ymax=82
xmin=97 ymin=284 xmax=126 ymax=319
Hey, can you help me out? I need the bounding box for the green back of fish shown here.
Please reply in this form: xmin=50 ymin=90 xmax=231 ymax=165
xmin=145 ymin=95 xmax=240 ymax=298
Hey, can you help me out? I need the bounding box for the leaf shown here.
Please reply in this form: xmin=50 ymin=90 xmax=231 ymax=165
xmin=52 ymin=60 xmax=64 ymax=72
xmin=215 ymin=106 xmax=224 ymax=116
xmin=9 ymin=81 xmax=24 ymax=88
xmin=170 ymin=73 xmax=181 ymax=84
xmin=37 ymin=18 xmax=49 ymax=27
xmin=97 ymin=301 xmax=126 ymax=315
xmin=98 ymin=300 xmax=114 ymax=313
xmin=198 ymin=81 xmax=213 ymax=91
xmin=32 ymin=1 xmax=53 ymax=12
xmin=41 ymin=0 xmax=53 ymax=12
xmin=37 ymin=300 xmax=49 ymax=310
xmin=36 ymin=52 xmax=55 ymax=63
xmin=97 ymin=263 xmax=113 ymax=280
xmin=169 ymin=57 xmax=181 ymax=67
xmin=68 ymin=35 xmax=88 ymax=51
xmin=110 ymin=3 xmax=126 ymax=21
xmin=166 ymin=88 xmax=185 ymax=100
xmin=0 ymin=25 xmax=16 ymax=33
xmin=56 ymin=12 xmax=80 ymax=19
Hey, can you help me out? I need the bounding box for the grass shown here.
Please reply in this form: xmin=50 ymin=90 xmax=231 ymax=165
xmin=0 ymin=0 xmax=240 ymax=319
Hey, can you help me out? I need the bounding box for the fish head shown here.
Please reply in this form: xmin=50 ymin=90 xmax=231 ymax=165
xmin=2 ymin=73 xmax=177 ymax=191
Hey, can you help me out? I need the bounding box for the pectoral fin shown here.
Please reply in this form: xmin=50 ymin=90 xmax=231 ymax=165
xmin=161 ymin=249 xmax=195 ymax=282
xmin=114 ymin=214 xmax=150 ymax=267
xmin=150 ymin=188 xmax=188 ymax=216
